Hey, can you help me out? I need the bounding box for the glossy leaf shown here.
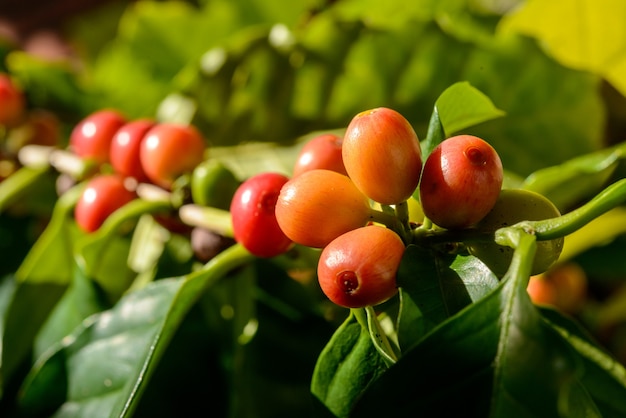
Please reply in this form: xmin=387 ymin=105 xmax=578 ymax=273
xmin=1 ymin=281 xmax=67 ymax=397
xmin=75 ymin=198 xmax=172 ymax=300
xmin=15 ymin=185 xmax=83 ymax=285
xmin=435 ymin=81 xmax=505 ymax=137
xmin=396 ymin=245 xmax=499 ymax=351
xmin=18 ymin=244 xmax=255 ymax=417
xmin=539 ymin=307 xmax=626 ymax=417
xmin=310 ymin=312 xmax=388 ymax=418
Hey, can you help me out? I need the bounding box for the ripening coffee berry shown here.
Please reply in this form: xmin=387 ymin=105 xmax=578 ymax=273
xmin=74 ymin=174 xmax=136 ymax=233
xmin=139 ymin=123 xmax=206 ymax=189
xmin=527 ymin=263 xmax=587 ymax=313
xmin=292 ymin=133 xmax=348 ymax=177
xmin=419 ymin=134 xmax=503 ymax=229
xmin=230 ymin=172 xmax=293 ymax=258
xmin=317 ymin=225 xmax=405 ymax=308
xmin=110 ymin=119 xmax=156 ymax=182
xmin=467 ymin=189 xmax=564 ymax=278
xmin=0 ymin=73 xmax=26 ymax=126
xmin=69 ymin=109 xmax=126 ymax=164
xmin=275 ymin=169 xmax=372 ymax=248
xmin=342 ymin=107 xmax=422 ymax=205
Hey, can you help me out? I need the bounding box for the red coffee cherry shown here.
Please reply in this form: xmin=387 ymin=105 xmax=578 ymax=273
xmin=74 ymin=174 xmax=137 ymax=233
xmin=419 ymin=134 xmax=503 ymax=229
xmin=230 ymin=172 xmax=293 ymax=258
xmin=69 ymin=109 xmax=126 ymax=164
xmin=317 ymin=225 xmax=405 ymax=308
xmin=342 ymin=107 xmax=422 ymax=205
xmin=110 ymin=119 xmax=156 ymax=182
xmin=0 ymin=73 xmax=26 ymax=127
xmin=292 ymin=133 xmax=348 ymax=177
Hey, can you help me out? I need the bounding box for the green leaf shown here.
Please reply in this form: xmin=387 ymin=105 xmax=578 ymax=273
xmin=0 ymin=166 xmax=50 ymax=214
xmin=6 ymin=52 xmax=95 ymax=115
xmin=523 ymin=141 xmax=626 ymax=211
xmin=540 ymin=307 xmax=626 ymax=417
xmin=331 ymin=0 xmax=467 ymax=29
xmin=15 ymin=184 xmax=83 ymax=285
xmin=436 ymin=81 xmax=506 ymax=137
xmin=396 ymin=246 xmax=499 ymax=351
xmin=1 ymin=281 xmax=67 ymax=396
xmin=464 ymin=35 xmax=605 ymax=176
xmin=310 ymin=312 xmax=388 ymax=418
xmin=490 ymin=232 xmax=580 ymax=417
xmin=18 ymin=244 xmax=254 ymax=417
xmin=75 ymin=198 xmax=171 ymax=300
xmin=499 ymin=0 xmax=626 ymax=97
xmin=418 ymin=105 xmax=445 ymax=162
xmin=33 ymin=266 xmax=106 ymax=362
xmin=350 ymin=233 xmax=599 ymax=417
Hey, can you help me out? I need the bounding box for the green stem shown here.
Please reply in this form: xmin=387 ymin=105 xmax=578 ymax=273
xmin=178 ymin=204 xmax=234 ymax=237
xmin=411 ymin=225 xmax=491 ymax=246
xmin=395 ymin=201 xmax=412 ymax=236
xmin=368 ymin=208 xmax=411 ymax=244
xmin=365 ymin=306 xmax=398 ymax=366
xmin=190 ymin=243 xmax=254 ymax=283
xmin=521 ymin=178 xmax=626 ymax=240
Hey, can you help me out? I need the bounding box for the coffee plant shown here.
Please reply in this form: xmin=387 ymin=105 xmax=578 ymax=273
xmin=1 ymin=1 xmax=626 ymax=417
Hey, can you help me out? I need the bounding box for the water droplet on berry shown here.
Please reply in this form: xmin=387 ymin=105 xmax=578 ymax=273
xmin=337 ymin=270 xmax=359 ymax=294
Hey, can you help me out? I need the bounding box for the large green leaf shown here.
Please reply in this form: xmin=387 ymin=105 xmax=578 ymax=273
xmin=310 ymin=312 xmax=388 ymax=418
xmin=540 ymin=307 xmax=626 ymax=417
xmin=499 ymin=0 xmax=626 ymax=97
xmin=18 ymin=244 xmax=255 ymax=417
xmin=1 ymin=280 xmax=67 ymax=398
xmin=15 ymin=184 xmax=83 ymax=285
xmin=463 ymin=34 xmax=605 ymax=176
xmin=396 ymin=246 xmax=499 ymax=351
xmin=75 ymin=198 xmax=172 ymax=300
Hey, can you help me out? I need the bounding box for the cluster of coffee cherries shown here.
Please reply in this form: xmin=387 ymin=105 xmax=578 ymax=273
xmin=230 ymin=107 xmax=514 ymax=308
xmin=64 ymin=109 xmax=246 ymax=263
xmin=48 ymin=110 xmax=203 ymax=233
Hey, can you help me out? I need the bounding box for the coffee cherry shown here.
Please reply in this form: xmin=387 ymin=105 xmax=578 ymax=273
xmin=527 ymin=263 xmax=587 ymax=314
xmin=275 ymin=169 xmax=372 ymax=248
xmin=317 ymin=225 xmax=405 ymax=308
xmin=0 ymin=73 xmax=26 ymax=127
xmin=139 ymin=123 xmax=206 ymax=189
xmin=110 ymin=119 xmax=156 ymax=182
xmin=342 ymin=107 xmax=422 ymax=205
xmin=419 ymin=134 xmax=503 ymax=229
xmin=467 ymin=189 xmax=564 ymax=277
xmin=230 ymin=172 xmax=293 ymax=258
xmin=69 ymin=109 xmax=126 ymax=164
xmin=292 ymin=133 xmax=347 ymax=177
xmin=74 ymin=175 xmax=136 ymax=233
